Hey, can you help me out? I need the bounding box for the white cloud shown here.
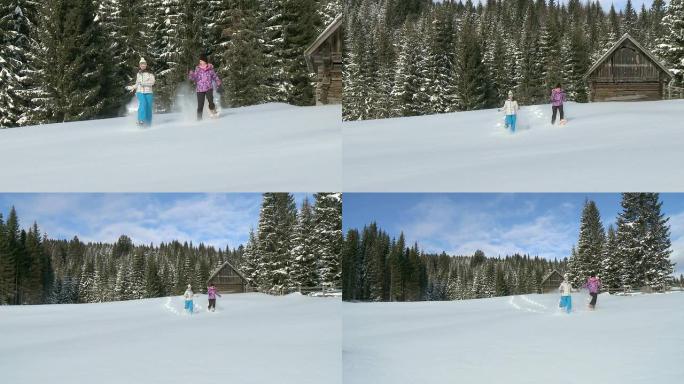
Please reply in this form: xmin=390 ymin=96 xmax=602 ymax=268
xmin=399 ymin=197 xmax=574 ymax=261
xmin=2 ymin=194 xmax=262 ymax=249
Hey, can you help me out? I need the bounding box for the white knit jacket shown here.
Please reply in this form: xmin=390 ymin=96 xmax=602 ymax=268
xmin=134 ymin=71 xmax=155 ymax=94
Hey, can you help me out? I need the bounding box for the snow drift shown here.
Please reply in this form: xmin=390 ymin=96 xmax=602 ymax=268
xmin=0 ymin=103 xmax=341 ymax=192
xmin=343 ymin=292 xmax=684 ymax=384
xmin=343 ymin=100 xmax=684 ymax=191
xmin=0 ymin=293 xmax=341 ymax=384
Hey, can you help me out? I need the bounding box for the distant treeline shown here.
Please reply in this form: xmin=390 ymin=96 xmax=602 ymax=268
xmin=342 ymin=193 xmax=677 ymax=302
xmin=0 ymin=192 xmax=342 ymax=305
xmin=342 ymin=222 xmax=566 ymax=302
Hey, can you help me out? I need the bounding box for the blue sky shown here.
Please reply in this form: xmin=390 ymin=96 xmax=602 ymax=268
xmin=0 ymin=193 xmax=312 ymax=250
xmin=344 ymin=193 xmax=684 ymax=275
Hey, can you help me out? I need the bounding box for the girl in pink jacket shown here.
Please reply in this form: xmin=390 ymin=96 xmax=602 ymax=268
xmin=584 ymin=273 xmax=601 ymax=310
xmin=188 ymin=55 xmax=223 ymax=120
xmin=207 ymin=283 xmax=222 ymax=312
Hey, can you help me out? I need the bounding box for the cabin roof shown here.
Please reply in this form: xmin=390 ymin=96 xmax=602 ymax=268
xmin=584 ymin=33 xmax=674 ymax=79
xmin=541 ymin=269 xmax=563 ymax=285
xmin=304 ymin=14 xmax=343 ymax=71
xmin=207 ymin=260 xmax=247 ymax=284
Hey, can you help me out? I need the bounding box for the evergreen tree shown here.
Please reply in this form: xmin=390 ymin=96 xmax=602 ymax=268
xmin=281 ymin=0 xmax=319 ymax=105
xmin=658 ymin=0 xmax=684 ymax=86
xmin=0 ymin=0 xmax=38 ymax=127
xmin=568 ymin=199 xmax=605 ymax=287
xmin=24 ymin=0 xmax=119 ymax=123
xmin=313 ymin=192 xmax=342 ymax=288
xmin=291 ymin=197 xmax=318 ymax=289
xmin=601 ymin=225 xmax=621 ymax=290
xmin=256 ymin=193 xmax=297 ymax=291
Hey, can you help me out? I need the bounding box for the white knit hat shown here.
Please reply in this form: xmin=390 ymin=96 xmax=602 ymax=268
xmin=139 ymin=57 xmax=147 ymax=65
xmin=508 ymin=90 xmax=513 ymax=97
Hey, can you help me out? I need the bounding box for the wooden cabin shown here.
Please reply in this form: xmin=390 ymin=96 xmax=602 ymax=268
xmin=304 ymin=14 xmax=343 ymax=105
xmin=584 ymin=34 xmax=674 ymax=102
xmin=539 ymin=270 xmax=564 ymax=293
xmin=206 ymin=261 xmax=249 ymax=293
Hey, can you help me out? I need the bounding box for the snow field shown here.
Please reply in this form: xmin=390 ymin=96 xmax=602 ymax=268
xmin=0 ymin=293 xmax=341 ymax=384
xmin=343 ymin=100 xmax=684 ymax=191
xmin=343 ymin=292 xmax=684 ymax=384
xmin=0 ymin=103 xmax=342 ymax=192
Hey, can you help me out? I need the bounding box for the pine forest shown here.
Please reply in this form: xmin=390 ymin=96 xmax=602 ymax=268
xmin=342 ymin=193 xmax=676 ymax=302
xmin=0 ymin=0 xmax=342 ymax=127
xmin=0 ymin=192 xmax=342 ymax=305
xmin=343 ymin=0 xmax=684 ymax=120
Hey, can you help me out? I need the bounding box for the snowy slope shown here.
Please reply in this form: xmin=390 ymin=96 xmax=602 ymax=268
xmin=0 ymin=293 xmax=341 ymax=384
xmin=343 ymin=292 xmax=684 ymax=384
xmin=343 ymin=100 xmax=684 ymax=191
xmin=0 ymin=103 xmax=341 ymax=191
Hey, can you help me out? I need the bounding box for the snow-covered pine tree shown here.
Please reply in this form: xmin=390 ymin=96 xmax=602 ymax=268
xmin=259 ymin=0 xmax=288 ymax=102
xmin=455 ymin=3 xmax=490 ymax=110
xmin=539 ymin=0 xmax=563 ymax=91
xmin=240 ymin=228 xmax=259 ymax=284
xmin=256 ymin=193 xmax=297 ymax=292
xmin=641 ymin=193 xmax=674 ymax=290
xmin=97 ymin=0 xmax=147 ymax=116
xmin=390 ymin=20 xmax=424 ymax=117
xmin=568 ymin=199 xmax=605 ymax=287
xmin=562 ymin=21 xmax=590 ymax=102
xmin=657 ymin=0 xmax=684 ymax=86
xmin=622 ymin=0 xmax=638 ymax=37
xmin=601 ymin=225 xmax=621 ymax=291
xmin=0 ymin=1 xmax=38 ymax=127
xmin=425 ymin=4 xmax=458 ymax=113
xmin=616 ymin=193 xmax=648 ymax=288
xmin=313 ymin=192 xmax=342 ymax=288
xmin=290 ymin=197 xmax=318 ymax=289
xmin=516 ymin=1 xmax=544 ymax=104
xmin=649 ymin=0 xmax=667 ymax=51
xmin=281 ymin=0 xmax=318 ymax=106
xmin=341 ymin=8 xmax=365 ymax=120
xmin=388 ymin=233 xmax=406 ymax=301
xmin=217 ymin=0 xmax=266 ymax=107
xmin=24 ymin=0 xmax=119 ymax=123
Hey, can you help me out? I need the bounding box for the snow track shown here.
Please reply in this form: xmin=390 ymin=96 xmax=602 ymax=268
xmin=1 ymin=293 xmax=341 ymax=384
xmin=344 ymin=292 xmax=684 ymax=384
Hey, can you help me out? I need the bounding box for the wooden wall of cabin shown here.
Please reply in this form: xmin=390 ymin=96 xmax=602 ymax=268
xmin=312 ymin=28 xmax=343 ymax=105
xmin=590 ymin=81 xmax=663 ymax=101
xmin=209 ymin=267 xmax=247 ymax=293
xmin=589 ymin=44 xmax=661 ymax=83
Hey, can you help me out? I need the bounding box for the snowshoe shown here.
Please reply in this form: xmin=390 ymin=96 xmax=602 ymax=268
xmin=209 ymin=109 xmax=219 ymax=119
xmin=136 ymin=120 xmax=145 ymax=127
xmin=560 ymin=119 xmax=567 ymax=126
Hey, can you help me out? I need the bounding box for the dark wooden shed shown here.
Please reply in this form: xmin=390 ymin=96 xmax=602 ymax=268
xmin=540 ymin=270 xmax=564 ymax=293
xmin=584 ymin=34 xmax=674 ymax=102
xmin=206 ymin=261 xmax=249 ymax=294
xmin=304 ymin=14 xmax=343 ymax=105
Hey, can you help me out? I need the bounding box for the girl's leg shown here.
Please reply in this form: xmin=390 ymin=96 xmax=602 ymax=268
xmin=567 ymin=297 xmax=572 ymax=313
xmin=551 ymin=106 xmax=558 ymax=124
xmin=511 ymin=115 xmax=516 ymax=132
xmin=197 ymin=92 xmax=206 ymax=120
xmin=559 ymin=105 xmax=564 ymax=120
xmin=137 ymin=93 xmax=146 ymax=123
xmin=145 ymin=93 xmax=154 ymax=125
xmin=206 ymin=90 xmax=216 ymax=112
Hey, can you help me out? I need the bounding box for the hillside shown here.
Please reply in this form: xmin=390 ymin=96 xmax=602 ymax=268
xmin=0 ymin=103 xmax=341 ymax=192
xmin=343 ymin=100 xmax=684 ymax=191
xmin=1 ymin=293 xmax=341 ymax=384
xmin=343 ymin=292 xmax=684 ymax=384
